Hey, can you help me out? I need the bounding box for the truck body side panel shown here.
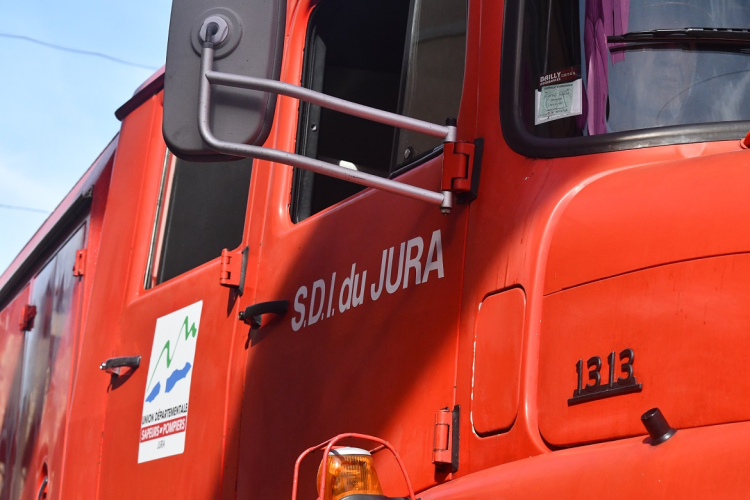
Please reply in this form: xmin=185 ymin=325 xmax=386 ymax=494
xmin=422 ymin=421 xmax=750 ymax=499
xmin=13 ymin=223 xmax=87 ymax=500
xmin=0 ymin=287 xmax=29 ymax=498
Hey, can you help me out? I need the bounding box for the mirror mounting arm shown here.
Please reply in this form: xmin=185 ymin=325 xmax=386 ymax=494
xmin=198 ymin=45 xmax=455 ymax=213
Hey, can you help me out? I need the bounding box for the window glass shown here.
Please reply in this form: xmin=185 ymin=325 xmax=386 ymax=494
xmin=292 ymin=0 xmax=467 ymax=222
xmin=396 ymin=0 xmax=468 ymax=167
xmin=146 ymin=155 xmax=252 ymax=287
xmin=518 ymin=0 xmax=750 ymax=138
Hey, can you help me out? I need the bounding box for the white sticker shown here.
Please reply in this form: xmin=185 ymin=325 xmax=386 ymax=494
xmin=138 ymin=301 xmax=202 ymax=463
xmin=535 ymin=79 xmax=583 ymax=125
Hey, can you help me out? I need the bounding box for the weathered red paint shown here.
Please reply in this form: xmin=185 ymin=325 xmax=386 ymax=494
xmin=0 ymin=0 xmax=748 ymax=498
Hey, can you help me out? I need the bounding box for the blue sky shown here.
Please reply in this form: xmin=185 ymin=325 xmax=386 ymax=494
xmin=0 ymin=0 xmax=172 ymax=271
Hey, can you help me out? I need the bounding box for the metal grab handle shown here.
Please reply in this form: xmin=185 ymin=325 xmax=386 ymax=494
xmin=206 ymin=71 xmax=455 ymax=141
xmin=238 ymin=300 xmax=289 ymax=329
xmin=100 ymin=356 xmax=141 ymax=376
xmin=198 ymin=44 xmax=454 ymax=213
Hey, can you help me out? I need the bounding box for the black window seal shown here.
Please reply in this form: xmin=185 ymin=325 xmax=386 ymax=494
xmin=499 ymin=0 xmax=750 ymax=159
xmin=115 ymin=70 xmax=165 ymax=121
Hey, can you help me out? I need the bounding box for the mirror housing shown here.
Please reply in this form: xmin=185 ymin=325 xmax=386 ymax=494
xmin=163 ymin=0 xmax=286 ymax=161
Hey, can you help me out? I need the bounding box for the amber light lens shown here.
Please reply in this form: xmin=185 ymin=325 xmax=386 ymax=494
xmin=317 ymin=447 xmax=383 ymax=500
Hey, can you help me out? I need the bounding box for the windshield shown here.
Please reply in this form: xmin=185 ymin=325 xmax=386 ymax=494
xmin=517 ymin=0 xmax=750 ymax=138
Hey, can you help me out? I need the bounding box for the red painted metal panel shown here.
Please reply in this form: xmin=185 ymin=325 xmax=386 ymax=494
xmin=422 ymin=421 xmax=750 ymax=499
xmin=8 ymin=0 xmax=750 ymax=496
xmin=58 ymin=95 xmax=165 ymax=500
xmin=97 ymin=271 xmax=244 ymax=498
xmin=55 ymin=154 xmax=113 ymax=499
xmin=455 ymin=42 xmax=744 ymax=474
xmin=236 ymin=159 xmax=468 ymax=499
xmin=92 ymin=89 xmax=252 ymax=499
xmin=0 ymin=285 xmax=29 ymax=495
xmin=230 ymin=0 xmax=471 ymax=495
xmin=539 ymin=253 xmax=750 ymax=446
xmin=471 ymin=288 xmax=524 ymax=435
xmin=12 ymin=223 xmax=87 ymax=499
xmin=544 ymin=150 xmax=750 ymax=295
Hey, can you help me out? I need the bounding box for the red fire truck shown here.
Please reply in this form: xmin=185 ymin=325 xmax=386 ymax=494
xmin=2 ymin=0 xmax=750 ymax=498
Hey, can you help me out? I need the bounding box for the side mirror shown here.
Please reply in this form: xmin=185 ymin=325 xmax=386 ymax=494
xmin=163 ymin=0 xmax=286 ymax=161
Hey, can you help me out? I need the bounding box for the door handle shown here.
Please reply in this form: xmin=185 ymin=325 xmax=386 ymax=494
xmin=37 ymin=475 xmax=48 ymax=500
xmin=100 ymin=356 xmax=141 ymax=376
xmin=238 ymin=300 xmax=289 ymax=328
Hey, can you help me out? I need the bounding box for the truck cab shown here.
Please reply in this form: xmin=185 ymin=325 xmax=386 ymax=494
xmin=1 ymin=0 xmax=750 ymax=498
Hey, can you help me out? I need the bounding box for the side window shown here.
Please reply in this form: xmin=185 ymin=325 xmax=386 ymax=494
xmin=292 ymin=0 xmax=467 ymax=222
xmin=145 ymin=153 xmax=253 ymax=288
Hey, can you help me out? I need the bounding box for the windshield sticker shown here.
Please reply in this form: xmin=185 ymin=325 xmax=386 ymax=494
xmin=291 ymin=229 xmax=444 ymax=332
xmin=535 ymin=68 xmax=583 ymax=125
xmin=539 ymin=68 xmax=578 ymax=88
xmin=138 ymin=301 xmax=202 ymax=463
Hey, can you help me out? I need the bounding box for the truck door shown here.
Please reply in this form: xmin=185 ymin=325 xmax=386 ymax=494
xmin=235 ymin=0 xmax=473 ymax=497
xmin=95 ymin=94 xmax=258 ymax=498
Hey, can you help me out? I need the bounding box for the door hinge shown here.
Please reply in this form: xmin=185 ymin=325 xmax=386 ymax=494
xmin=19 ymin=304 xmax=37 ymax=332
xmin=441 ymin=138 xmax=484 ymax=202
xmin=73 ymin=249 xmax=87 ymax=277
xmin=432 ymin=405 xmax=460 ymax=473
xmin=219 ymin=246 xmax=249 ymax=295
